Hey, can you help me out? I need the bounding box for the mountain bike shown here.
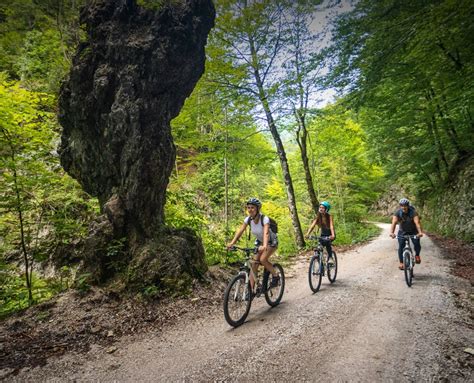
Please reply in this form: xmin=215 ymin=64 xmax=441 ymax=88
xmin=308 ymin=236 xmax=338 ymax=293
xmin=223 ymin=246 xmax=285 ymax=327
xmin=399 ymin=234 xmax=419 ymax=287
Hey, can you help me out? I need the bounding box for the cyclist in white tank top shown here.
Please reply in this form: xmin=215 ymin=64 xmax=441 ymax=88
xmin=227 ymin=198 xmax=279 ymax=291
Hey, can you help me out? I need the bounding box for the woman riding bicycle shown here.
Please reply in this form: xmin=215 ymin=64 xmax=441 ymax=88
xmin=226 ymin=198 xmax=280 ymax=291
xmin=305 ymin=201 xmax=335 ymax=259
xmin=390 ymin=198 xmax=424 ymax=270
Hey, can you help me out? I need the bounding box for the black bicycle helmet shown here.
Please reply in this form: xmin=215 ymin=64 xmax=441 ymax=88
xmin=246 ymin=197 xmax=262 ymax=208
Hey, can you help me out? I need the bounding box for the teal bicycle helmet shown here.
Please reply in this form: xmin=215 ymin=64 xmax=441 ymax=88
xmin=320 ymin=201 xmax=331 ymax=212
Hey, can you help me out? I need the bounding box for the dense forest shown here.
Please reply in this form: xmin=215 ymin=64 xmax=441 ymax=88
xmin=1 ymin=0 xmax=472 ymax=317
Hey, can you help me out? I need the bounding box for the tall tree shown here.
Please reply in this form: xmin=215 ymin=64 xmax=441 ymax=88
xmin=212 ymin=0 xmax=305 ymax=247
xmin=281 ymin=1 xmax=327 ymax=215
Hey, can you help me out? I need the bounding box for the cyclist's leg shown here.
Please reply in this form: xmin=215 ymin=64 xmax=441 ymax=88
xmin=411 ymin=236 xmax=421 ymax=255
xmin=397 ymin=237 xmax=404 ymax=263
xmin=249 ymin=240 xmax=263 ymax=289
xmin=324 ymin=241 xmax=333 ymax=258
xmin=411 ymin=236 xmax=421 ymax=263
xmin=250 ymin=260 xmax=258 ymax=289
xmin=397 ymin=236 xmax=405 ymax=269
xmin=259 ymin=246 xmax=278 ymax=276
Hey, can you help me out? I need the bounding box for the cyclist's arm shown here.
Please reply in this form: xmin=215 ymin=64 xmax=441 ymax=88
xmin=329 ymin=215 xmax=335 ymax=240
xmin=262 ymin=222 xmax=270 ymax=249
xmin=227 ymin=222 xmax=248 ymax=248
xmin=389 ymin=215 xmax=397 ymax=237
xmin=305 ymin=219 xmax=317 ymax=238
xmin=414 ymin=215 xmax=424 ymax=237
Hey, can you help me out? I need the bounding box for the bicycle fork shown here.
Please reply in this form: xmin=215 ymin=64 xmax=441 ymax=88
xmin=313 ymin=252 xmax=325 ymax=276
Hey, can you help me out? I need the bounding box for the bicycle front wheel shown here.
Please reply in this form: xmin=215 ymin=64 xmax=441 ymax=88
xmin=223 ymin=274 xmax=251 ymax=327
xmin=403 ymin=251 xmax=413 ymax=287
xmin=308 ymin=254 xmax=323 ymax=293
xmin=264 ymin=263 xmax=285 ymax=307
xmin=327 ymin=251 xmax=338 ymax=283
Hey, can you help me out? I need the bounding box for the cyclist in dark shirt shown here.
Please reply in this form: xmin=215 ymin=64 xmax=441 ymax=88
xmin=305 ymin=201 xmax=335 ymax=259
xmin=389 ymin=198 xmax=424 ymax=270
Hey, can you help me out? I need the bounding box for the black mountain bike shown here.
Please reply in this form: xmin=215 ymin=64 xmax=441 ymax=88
xmin=223 ymin=246 xmax=285 ymax=327
xmin=308 ymin=236 xmax=338 ymax=293
xmin=399 ymin=234 xmax=419 ymax=287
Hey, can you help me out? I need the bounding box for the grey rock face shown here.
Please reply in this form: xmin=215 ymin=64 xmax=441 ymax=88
xmin=58 ymin=0 xmax=215 ymax=286
xmin=59 ymin=0 xmax=215 ymax=239
xmin=422 ymin=158 xmax=474 ymax=242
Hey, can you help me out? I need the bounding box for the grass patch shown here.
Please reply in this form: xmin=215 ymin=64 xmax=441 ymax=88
xmin=335 ymin=221 xmax=382 ymax=246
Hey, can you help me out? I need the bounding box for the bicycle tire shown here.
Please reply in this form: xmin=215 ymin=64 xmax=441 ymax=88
xmin=327 ymin=251 xmax=338 ymax=283
xmin=264 ymin=263 xmax=285 ymax=307
xmin=308 ymin=253 xmax=323 ymax=293
xmin=403 ymin=251 xmax=412 ymax=287
xmin=223 ymin=274 xmax=251 ymax=327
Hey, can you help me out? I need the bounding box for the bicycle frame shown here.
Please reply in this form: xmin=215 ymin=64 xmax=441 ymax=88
xmin=232 ymin=246 xmax=266 ymax=294
xmin=399 ymin=234 xmax=418 ymax=257
xmin=310 ymin=236 xmax=332 ymax=272
xmin=307 ymin=235 xmax=338 ymax=293
xmin=224 ymin=246 xmax=285 ymax=327
xmin=399 ymin=234 xmax=418 ymax=287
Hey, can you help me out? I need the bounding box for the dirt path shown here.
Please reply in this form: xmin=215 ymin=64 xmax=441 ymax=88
xmin=10 ymin=224 xmax=473 ymax=382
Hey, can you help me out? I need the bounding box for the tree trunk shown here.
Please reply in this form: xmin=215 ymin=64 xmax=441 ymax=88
xmin=224 ymin=111 xmax=229 ymax=239
xmin=295 ymin=111 xmax=319 ymax=215
xmin=248 ymin=37 xmax=305 ymax=248
xmin=13 ymin=163 xmax=33 ymax=304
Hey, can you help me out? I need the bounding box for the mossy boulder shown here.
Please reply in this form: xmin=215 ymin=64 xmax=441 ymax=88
xmin=128 ymin=228 xmax=207 ymax=292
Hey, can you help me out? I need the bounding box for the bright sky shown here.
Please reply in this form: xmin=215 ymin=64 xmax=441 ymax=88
xmin=307 ymin=0 xmax=354 ymax=107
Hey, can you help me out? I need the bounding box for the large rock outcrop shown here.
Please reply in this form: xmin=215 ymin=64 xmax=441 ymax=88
xmin=58 ymin=0 xmax=215 ymax=287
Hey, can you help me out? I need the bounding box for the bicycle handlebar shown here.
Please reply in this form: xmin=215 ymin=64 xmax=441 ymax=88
xmin=308 ymin=235 xmax=332 ymax=241
xmin=395 ymin=234 xmax=420 ymax=239
xmin=226 ymin=246 xmax=257 ymax=253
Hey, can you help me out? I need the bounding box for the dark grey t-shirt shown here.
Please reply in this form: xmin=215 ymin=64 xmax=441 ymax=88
xmin=394 ymin=207 xmax=419 ymax=235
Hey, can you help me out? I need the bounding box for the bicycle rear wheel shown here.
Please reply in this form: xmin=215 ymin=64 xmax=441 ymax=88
xmin=327 ymin=251 xmax=338 ymax=283
xmin=223 ymin=274 xmax=251 ymax=327
xmin=308 ymin=254 xmax=323 ymax=293
xmin=403 ymin=251 xmax=413 ymax=287
xmin=264 ymin=263 xmax=285 ymax=307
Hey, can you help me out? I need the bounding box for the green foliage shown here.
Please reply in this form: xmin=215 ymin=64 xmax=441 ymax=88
xmin=74 ymin=273 xmax=92 ymax=294
xmin=0 ymin=261 xmax=63 ymax=318
xmin=331 ymin=0 xmax=474 ymax=199
xmin=104 ymin=238 xmax=129 ymax=275
xmin=0 ymin=75 xmax=98 ymax=257
xmin=16 ymin=29 xmax=70 ymax=92
xmin=0 ymin=75 xmax=98 ymax=313
xmin=0 ymin=0 xmax=84 ymax=92
xmin=141 ymin=284 xmax=160 ymax=300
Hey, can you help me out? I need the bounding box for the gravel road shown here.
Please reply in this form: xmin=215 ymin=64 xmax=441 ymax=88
xmin=11 ymin=224 xmax=473 ymax=382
